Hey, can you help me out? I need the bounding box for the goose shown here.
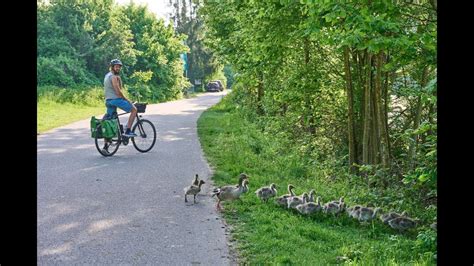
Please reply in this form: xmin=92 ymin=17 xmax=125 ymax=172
xmin=184 ymin=180 xmax=206 ymax=203
xmin=255 ymin=183 xmax=277 ymax=202
xmin=211 ymin=177 xmax=249 ymax=210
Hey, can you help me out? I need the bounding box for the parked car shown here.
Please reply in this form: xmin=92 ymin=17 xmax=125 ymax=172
xmin=206 ymin=81 xmax=221 ymax=92
xmin=212 ymin=80 xmax=224 ymax=91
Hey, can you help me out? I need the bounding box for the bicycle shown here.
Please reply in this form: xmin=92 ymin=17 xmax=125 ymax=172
xmin=94 ymin=102 xmax=156 ymax=157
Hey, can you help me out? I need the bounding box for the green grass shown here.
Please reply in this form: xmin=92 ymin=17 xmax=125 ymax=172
xmin=37 ymin=85 xmax=106 ymax=134
xmin=37 ymin=99 xmax=104 ymax=134
xmin=36 ymin=84 xmax=205 ymax=134
xmin=36 ymin=84 xmax=206 ymax=134
xmin=197 ymin=93 xmax=436 ymax=265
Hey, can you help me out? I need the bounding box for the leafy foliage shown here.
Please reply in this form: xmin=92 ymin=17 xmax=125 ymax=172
xmin=199 ymin=0 xmax=437 ymax=262
xmin=37 ymin=0 xmax=190 ymax=103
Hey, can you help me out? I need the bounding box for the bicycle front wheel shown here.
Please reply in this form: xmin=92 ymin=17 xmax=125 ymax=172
xmin=131 ymin=119 xmax=156 ymax=153
xmin=95 ymin=125 xmax=120 ymax=157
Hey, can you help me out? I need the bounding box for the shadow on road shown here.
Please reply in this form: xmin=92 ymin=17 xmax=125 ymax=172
xmin=38 ymin=92 xmax=230 ymax=264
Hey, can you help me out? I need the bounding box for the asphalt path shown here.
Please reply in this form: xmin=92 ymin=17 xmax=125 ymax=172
xmin=37 ymin=91 xmax=234 ymax=265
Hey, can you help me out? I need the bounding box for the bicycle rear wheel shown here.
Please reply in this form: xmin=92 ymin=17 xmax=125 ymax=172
xmin=95 ymin=125 xmax=120 ymax=156
xmin=131 ymin=119 xmax=156 ymax=153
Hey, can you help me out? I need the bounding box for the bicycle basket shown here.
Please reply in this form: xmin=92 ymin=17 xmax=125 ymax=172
xmin=135 ymin=103 xmax=147 ymax=113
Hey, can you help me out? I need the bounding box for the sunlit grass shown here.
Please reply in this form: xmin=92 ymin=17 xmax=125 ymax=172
xmin=37 ymin=99 xmax=104 ymax=134
xmin=197 ymin=93 xmax=436 ymax=265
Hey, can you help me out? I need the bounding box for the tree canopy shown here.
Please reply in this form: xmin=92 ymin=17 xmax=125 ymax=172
xmin=200 ymin=0 xmax=437 ymax=192
xmin=37 ymin=0 xmax=190 ymax=102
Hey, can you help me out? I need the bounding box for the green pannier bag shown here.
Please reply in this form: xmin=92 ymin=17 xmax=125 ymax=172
xmin=90 ymin=116 xmax=103 ymax=138
xmin=102 ymin=119 xmax=119 ymax=138
xmin=90 ymin=116 xmax=118 ymax=139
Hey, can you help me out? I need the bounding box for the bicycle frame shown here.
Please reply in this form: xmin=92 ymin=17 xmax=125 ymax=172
xmin=96 ymin=107 xmax=156 ymax=156
xmin=110 ymin=112 xmax=147 ymax=142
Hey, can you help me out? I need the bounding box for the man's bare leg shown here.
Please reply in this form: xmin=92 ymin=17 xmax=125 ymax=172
xmin=127 ymin=106 xmax=138 ymax=129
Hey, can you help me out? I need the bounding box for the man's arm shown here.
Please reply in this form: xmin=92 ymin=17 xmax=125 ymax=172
xmin=111 ymin=75 xmax=130 ymax=101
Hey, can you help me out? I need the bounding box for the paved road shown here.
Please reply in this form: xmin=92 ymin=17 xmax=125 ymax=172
xmin=37 ymin=91 xmax=233 ymax=265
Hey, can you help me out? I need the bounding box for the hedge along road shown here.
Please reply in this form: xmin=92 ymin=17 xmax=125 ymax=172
xmin=37 ymin=91 xmax=233 ymax=264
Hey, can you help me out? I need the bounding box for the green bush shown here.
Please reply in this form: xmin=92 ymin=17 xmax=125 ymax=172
xmin=37 ymin=85 xmax=104 ymax=106
xmin=223 ymin=64 xmax=234 ymax=89
xmin=37 ymin=55 xmax=98 ymax=87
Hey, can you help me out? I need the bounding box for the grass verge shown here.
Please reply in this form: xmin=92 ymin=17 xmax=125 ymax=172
xmin=37 ymin=99 xmax=104 ymax=134
xmin=197 ymin=92 xmax=436 ymax=265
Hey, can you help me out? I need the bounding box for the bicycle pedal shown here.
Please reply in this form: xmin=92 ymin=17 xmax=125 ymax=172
xmin=122 ymin=137 xmax=129 ymax=145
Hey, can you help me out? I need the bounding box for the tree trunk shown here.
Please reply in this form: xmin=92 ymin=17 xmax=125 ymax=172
xmin=362 ymin=52 xmax=372 ymax=165
xmin=408 ymin=66 xmax=429 ymax=169
xmin=344 ymin=47 xmax=357 ymax=173
xmin=383 ymin=69 xmax=392 ymax=157
xmin=375 ymin=51 xmax=391 ymax=168
xmin=355 ymin=51 xmax=365 ymax=164
xmin=370 ymin=64 xmax=379 ymax=165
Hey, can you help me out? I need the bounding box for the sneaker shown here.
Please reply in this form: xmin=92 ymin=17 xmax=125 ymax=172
xmin=102 ymin=142 xmax=110 ymax=154
xmin=123 ymin=129 xmax=137 ymax=137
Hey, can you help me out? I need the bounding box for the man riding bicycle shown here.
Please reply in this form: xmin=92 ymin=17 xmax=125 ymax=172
xmin=104 ymin=59 xmax=138 ymax=137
